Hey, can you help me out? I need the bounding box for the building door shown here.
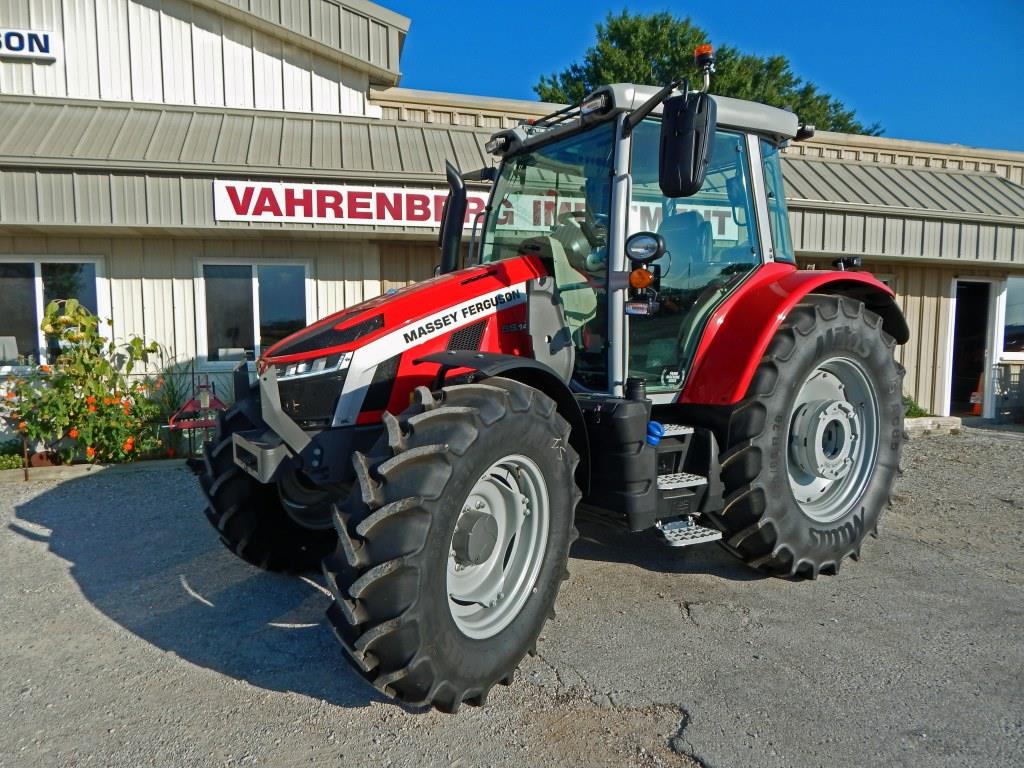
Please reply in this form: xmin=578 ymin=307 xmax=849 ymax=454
xmin=949 ymin=281 xmax=992 ymax=415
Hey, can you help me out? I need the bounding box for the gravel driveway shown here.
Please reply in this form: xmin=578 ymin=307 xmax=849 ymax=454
xmin=1 ymin=428 xmax=1022 ymax=768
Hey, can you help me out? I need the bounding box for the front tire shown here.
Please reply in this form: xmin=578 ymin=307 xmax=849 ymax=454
xmin=322 ymin=378 xmax=580 ymax=712
xmin=707 ymin=295 xmax=904 ymax=578
xmin=198 ymin=398 xmax=337 ymax=572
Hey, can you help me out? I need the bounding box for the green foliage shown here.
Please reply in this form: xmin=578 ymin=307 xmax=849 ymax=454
xmin=0 ymin=300 xmax=163 ymax=464
xmin=0 ymin=441 xmax=22 ymax=470
xmin=535 ymin=11 xmax=881 ymax=136
xmin=903 ymin=396 xmax=933 ymax=418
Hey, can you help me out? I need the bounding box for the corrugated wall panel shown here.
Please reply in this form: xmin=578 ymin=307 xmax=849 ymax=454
xmin=160 ymin=1 xmax=195 ymax=105
xmin=0 ymin=0 xmax=34 ymax=95
xmin=96 ymin=0 xmax=132 ymax=100
xmin=145 ymin=176 xmax=183 ymax=226
xmin=109 ymin=175 xmax=147 ymax=224
xmin=191 ymin=7 xmax=226 ymax=107
xmin=64 ymin=0 xmax=101 ymax=97
xmin=281 ymin=44 xmax=314 ymax=113
xmin=36 ymin=172 xmax=75 ymax=222
xmin=128 ymin=0 xmax=164 ymax=102
xmin=73 ymin=173 xmax=112 ymax=224
xmin=311 ymin=59 xmax=342 ymax=114
xmin=28 ymin=0 xmax=67 ymax=97
xmin=251 ymin=31 xmax=285 ymax=110
xmin=0 ymin=170 xmax=39 ymax=222
xmin=222 ymin=19 xmax=256 ymax=109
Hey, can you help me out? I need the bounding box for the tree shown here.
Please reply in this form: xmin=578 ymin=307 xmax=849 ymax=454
xmin=535 ymin=11 xmax=881 ymax=136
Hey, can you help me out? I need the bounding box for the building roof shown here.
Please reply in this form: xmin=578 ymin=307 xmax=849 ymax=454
xmin=197 ymin=0 xmax=409 ymax=86
xmin=0 ymin=96 xmax=491 ymax=184
xmin=783 ymin=156 xmax=1024 ymax=225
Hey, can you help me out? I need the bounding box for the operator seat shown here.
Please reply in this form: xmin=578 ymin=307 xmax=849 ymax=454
xmin=519 ymin=228 xmax=598 ymax=350
xmin=657 ymin=210 xmax=713 ymax=283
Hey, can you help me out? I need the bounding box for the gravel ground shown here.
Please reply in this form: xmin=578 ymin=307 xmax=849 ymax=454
xmin=1 ymin=428 xmax=1022 ymax=768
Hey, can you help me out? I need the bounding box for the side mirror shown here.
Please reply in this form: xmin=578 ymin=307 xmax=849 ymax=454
xmin=659 ymin=92 xmax=717 ymax=198
xmin=625 ymin=232 xmax=666 ymax=264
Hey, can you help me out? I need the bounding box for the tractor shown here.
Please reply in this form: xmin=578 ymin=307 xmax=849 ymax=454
xmin=197 ymin=48 xmax=908 ymax=713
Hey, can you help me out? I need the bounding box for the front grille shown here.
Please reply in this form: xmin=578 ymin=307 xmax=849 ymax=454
xmin=278 ymin=368 xmax=348 ymax=427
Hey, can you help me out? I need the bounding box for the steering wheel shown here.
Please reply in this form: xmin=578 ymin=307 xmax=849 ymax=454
xmin=557 ymin=210 xmax=604 ymax=249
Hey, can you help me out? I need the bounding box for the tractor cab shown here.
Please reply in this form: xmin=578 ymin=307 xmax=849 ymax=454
xmin=469 ymin=79 xmax=802 ymax=400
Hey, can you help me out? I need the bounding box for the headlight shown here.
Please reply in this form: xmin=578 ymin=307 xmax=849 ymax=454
xmin=275 ymin=351 xmax=352 ymax=380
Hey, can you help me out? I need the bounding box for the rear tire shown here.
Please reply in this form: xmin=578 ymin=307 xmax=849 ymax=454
xmin=322 ymin=378 xmax=580 ymax=712
xmin=198 ymin=397 xmax=337 ymax=572
xmin=706 ymin=295 xmax=904 ymax=578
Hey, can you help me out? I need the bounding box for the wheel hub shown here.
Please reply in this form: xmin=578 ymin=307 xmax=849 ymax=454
xmin=452 ymin=509 xmax=500 ymax=566
xmin=790 ymin=399 xmax=860 ymax=481
xmin=447 ymin=455 xmax=549 ymax=640
xmin=785 ymin=358 xmax=880 ymax=524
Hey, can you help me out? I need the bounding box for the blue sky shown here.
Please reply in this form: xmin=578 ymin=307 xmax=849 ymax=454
xmin=385 ymin=0 xmax=1024 ymax=151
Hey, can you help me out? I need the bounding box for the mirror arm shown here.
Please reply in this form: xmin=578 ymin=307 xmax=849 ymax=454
xmin=624 ymin=78 xmax=687 ymax=136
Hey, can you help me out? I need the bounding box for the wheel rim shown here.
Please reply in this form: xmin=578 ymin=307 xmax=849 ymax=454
xmin=277 ymin=469 xmax=334 ymax=530
xmin=786 ymin=356 xmax=879 ymax=523
xmin=447 ymin=454 xmax=550 ymax=640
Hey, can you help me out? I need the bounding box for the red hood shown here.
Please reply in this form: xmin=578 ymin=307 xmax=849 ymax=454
xmin=263 ymin=255 xmax=547 ymax=365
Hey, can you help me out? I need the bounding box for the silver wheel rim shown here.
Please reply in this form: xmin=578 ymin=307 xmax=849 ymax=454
xmin=787 ymin=356 xmax=879 ymax=524
xmin=447 ymin=454 xmax=550 ymax=640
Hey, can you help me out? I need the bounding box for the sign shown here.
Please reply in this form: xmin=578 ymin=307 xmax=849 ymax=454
xmin=213 ymin=180 xmax=740 ymax=241
xmin=214 ymin=180 xmax=489 ymax=227
xmin=0 ymin=29 xmax=57 ymax=62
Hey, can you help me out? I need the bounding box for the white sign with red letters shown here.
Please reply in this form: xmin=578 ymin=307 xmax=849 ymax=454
xmin=213 ymin=180 xmax=489 ymax=227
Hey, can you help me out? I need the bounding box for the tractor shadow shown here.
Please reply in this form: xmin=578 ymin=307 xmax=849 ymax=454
xmin=571 ymin=506 xmax=765 ymax=581
xmin=9 ymin=466 xmax=391 ymax=709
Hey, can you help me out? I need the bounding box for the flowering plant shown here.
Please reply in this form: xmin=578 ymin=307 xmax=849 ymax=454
xmin=0 ymin=299 xmax=163 ymax=463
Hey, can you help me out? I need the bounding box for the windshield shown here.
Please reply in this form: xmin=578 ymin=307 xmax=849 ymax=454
xmin=628 ymin=121 xmax=761 ymax=392
xmin=479 ymin=122 xmax=616 ymax=390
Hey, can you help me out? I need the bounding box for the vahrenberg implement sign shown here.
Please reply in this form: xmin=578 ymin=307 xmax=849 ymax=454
xmin=0 ymin=29 xmax=57 ymax=61
xmin=214 ymin=181 xmax=489 ymax=227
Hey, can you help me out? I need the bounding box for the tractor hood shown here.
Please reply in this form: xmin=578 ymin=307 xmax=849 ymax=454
xmin=262 ymin=254 xmax=547 ymax=367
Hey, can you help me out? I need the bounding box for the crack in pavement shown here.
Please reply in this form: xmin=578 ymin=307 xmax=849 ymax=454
xmin=668 ymin=707 xmax=712 ymax=768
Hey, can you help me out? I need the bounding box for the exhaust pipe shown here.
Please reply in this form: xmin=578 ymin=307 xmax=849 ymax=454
xmin=439 ymin=160 xmax=467 ymax=274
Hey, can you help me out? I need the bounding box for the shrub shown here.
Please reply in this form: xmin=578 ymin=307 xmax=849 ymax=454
xmin=903 ymin=396 xmax=933 ymax=418
xmin=0 ymin=441 xmax=22 ymax=470
xmin=0 ymin=299 xmax=162 ymax=464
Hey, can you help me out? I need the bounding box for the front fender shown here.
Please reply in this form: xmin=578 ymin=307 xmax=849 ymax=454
xmin=679 ymin=263 xmax=908 ymax=406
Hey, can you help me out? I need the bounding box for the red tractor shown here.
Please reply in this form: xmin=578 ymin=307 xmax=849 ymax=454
xmin=198 ymin=57 xmax=907 ymax=713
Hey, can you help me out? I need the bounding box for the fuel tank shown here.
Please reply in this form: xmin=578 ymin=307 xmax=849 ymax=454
xmin=261 ymin=255 xmax=547 ymax=427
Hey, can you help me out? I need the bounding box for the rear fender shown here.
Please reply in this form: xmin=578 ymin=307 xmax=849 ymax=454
xmin=416 ymin=351 xmax=590 ymax=495
xmin=679 ymin=264 xmax=908 ymax=406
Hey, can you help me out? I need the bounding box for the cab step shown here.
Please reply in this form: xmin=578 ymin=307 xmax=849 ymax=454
xmin=657 ymin=472 xmax=707 ymax=490
xmin=657 ymin=517 xmax=723 ymax=548
xmin=660 ymin=423 xmax=694 ymax=438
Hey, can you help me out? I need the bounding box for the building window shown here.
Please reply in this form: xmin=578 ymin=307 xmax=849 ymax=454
xmin=1004 ymin=276 xmax=1024 ymax=359
xmin=199 ymin=262 xmax=310 ymax=363
xmin=0 ymin=259 xmax=104 ymax=366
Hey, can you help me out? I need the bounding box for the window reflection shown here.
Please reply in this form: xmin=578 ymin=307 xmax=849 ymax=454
xmin=0 ymin=263 xmax=37 ymax=364
xmin=204 ymin=264 xmax=254 ymax=362
xmin=258 ymin=264 xmax=306 ymax=349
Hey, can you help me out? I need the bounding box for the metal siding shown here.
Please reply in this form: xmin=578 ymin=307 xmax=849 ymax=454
xmin=28 ymin=0 xmax=67 ymax=97
xmin=128 ymin=0 xmax=165 ymax=102
xmin=281 ymin=44 xmax=314 ymax=112
xmin=0 ymin=170 xmax=39 ymax=222
xmin=110 ymin=175 xmax=147 ymax=224
xmin=73 ymin=173 xmax=112 ymax=224
xmin=311 ymin=119 xmax=342 ymax=169
xmin=222 ymin=18 xmax=255 ymax=109
xmin=251 ymin=30 xmax=285 ymax=110
xmin=160 ymin=1 xmax=196 ymax=105
xmin=0 ymin=0 xmax=33 ymax=94
xmin=145 ymin=176 xmax=183 ymax=226
xmin=179 ymin=112 xmax=222 ymax=163
xmin=191 ymin=6 xmax=226 ymax=107
xmin=36 ymin=171 xmax=75 ymax=222
xmin=145 ymin=111 xmax=192 ymax=162
xmin=96 ymin=0 xmax=132 ymax=101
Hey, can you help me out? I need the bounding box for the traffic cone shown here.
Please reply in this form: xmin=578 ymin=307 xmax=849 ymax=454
xmin=970 ymin=372 xmax=984 ymax=416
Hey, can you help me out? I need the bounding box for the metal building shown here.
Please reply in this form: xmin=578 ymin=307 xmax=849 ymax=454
xmin=0 ymin=0 xmax=1021 ymax=421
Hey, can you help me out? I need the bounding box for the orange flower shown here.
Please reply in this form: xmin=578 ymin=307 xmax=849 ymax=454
xmin=68 ymin=427 xmax=79 ymax=439
xmin=17 ymin=421 xmax=27 ymax=432
xmin=122 ymin=440 xmax=133 ymax=453
xmin=86 ymin=446 xmax=95 ymax=459
xmin=155 ymin=377 xmax=164 ymax=391
xmin=86 ymin=395 xmax=96 ymax=405
xmin=88 ymin=404 xmax=96 ymax=413
xmin=39 ymin=364 xmax=50 ymax=373
xmin=103 ymin=397 xmax=114 ymax=406
xmin=4 ymin=391 xmax=15 ymax=400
